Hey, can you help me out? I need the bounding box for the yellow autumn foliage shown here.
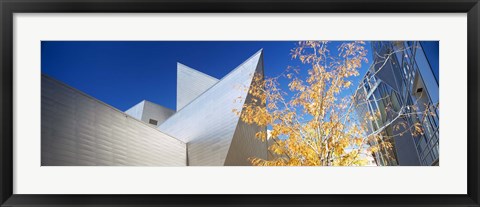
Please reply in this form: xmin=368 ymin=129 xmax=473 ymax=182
xmin=233 ymin=41 xmax=436 ymax=166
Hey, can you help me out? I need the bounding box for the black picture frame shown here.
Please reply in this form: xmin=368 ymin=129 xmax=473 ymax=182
xmin=1 ymin=0 xmax=479 ymax=206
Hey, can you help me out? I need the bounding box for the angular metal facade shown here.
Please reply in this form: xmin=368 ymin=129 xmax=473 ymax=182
xmin=176 ymin=63 xmax=219 ymax=111
xmin=224 ymin=98 xmax=268 ymax=165
xmin=124 ymin=101 xmax=145 ymax=121
xmin=41 ymin=50 xmax=268 ymax=166
xmin=41 ymin=75 xmax=187 ymax=166
xmin=125 ymin=100 xmax=175 ymax=126
xmin=159 ymin=50 xmax=267 ymax=166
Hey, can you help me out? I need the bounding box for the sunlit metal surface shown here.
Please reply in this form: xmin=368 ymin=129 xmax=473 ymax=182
xmin=125 ymin=100 xmax=175 ymax=126
xmin=41 ymin=50 xmax=268 ymax=166
xmin=159 ymin=50 xmax=266 ymax=166
xmin=41 ymin=75 xmax=186 ymax=166
xmin=176 ymin=63 xmax=219 ymax=111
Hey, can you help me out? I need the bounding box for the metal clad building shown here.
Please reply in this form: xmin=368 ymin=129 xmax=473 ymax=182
xmin=176 ymin=63 xmax=219 ymax=111
xmin=125 ymin=100 xmax=175 ymax=126
xmin=42 ymin=50 xmax=268 ymax=166
xmin=158 ymin=50 xmax=267 ymax=166
xmin=41 ymin=75 xmax=187 ymax=166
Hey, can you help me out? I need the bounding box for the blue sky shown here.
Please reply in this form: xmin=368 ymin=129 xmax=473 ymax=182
xmin=42 ymin=41 xmax=302 ymax=111
xmin=41 ymin=41 xmax=436 ymax=112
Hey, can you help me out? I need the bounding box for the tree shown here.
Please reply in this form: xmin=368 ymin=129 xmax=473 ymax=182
xmin=234 ymin=41 xmax=437 ymax=166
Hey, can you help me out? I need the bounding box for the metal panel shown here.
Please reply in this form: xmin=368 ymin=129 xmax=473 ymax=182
xmin=414 ymin=45 xmax=439 ymax=103
xmin=41 ymin=75 xmax=187 ymax=166
xmin=159 ymin=50 xmax=264 ymax=166
xmin=176 ymin=63 xmax=219 ymax=110
xmin=125 ymin=101 xmax=145 ymax=120
xmin=141 ymin=101 xmax=175 ymax=126
xmin=224 ymin=111 xmax=268 ymax=166
xmin=355 ymin=41 xmax=439 ymax=166
xmin=392 ymin=120 xmax=421 ymax=166
xmin=126 ymin=100 xmax=175 ymax=126
xmin=224 ymin=60 xmax=268 ymax=166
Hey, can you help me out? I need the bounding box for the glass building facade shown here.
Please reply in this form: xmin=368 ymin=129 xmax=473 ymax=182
xmin=355 ymin=41 xmax=439 ymax=166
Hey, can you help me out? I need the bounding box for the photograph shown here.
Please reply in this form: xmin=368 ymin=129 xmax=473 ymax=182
xmin=2 ymin=1 xmax=476 ymax=206
xmin=41 ymin=40 xmax=439 ymax=167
